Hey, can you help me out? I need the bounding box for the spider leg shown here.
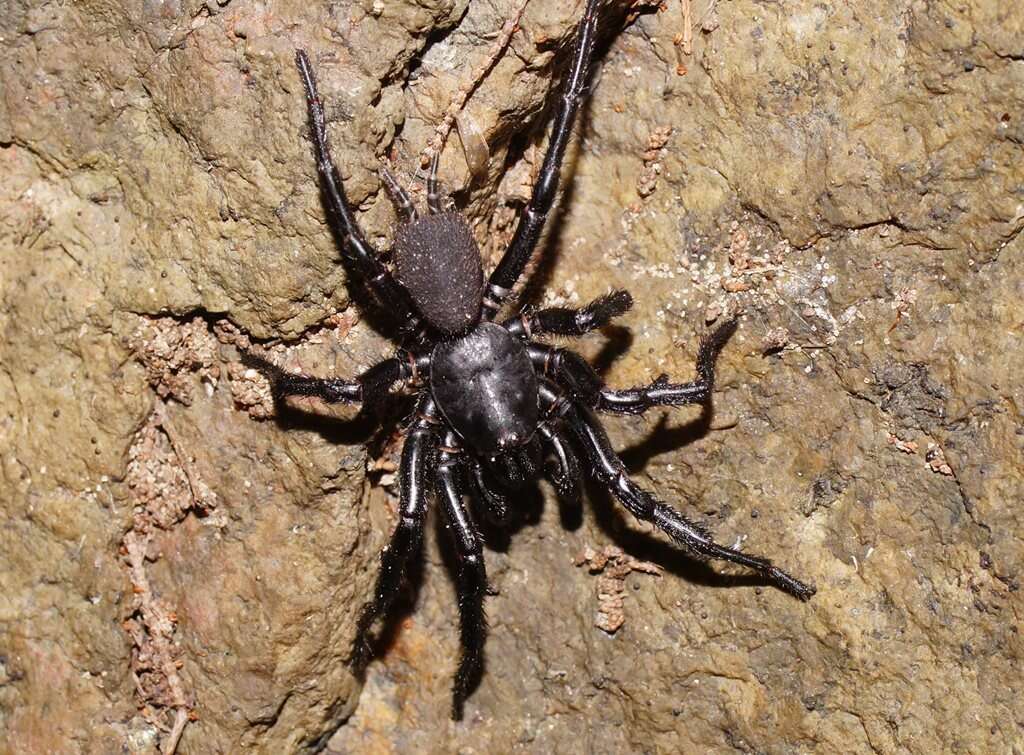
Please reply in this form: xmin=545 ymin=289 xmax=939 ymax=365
xmin=353 ymin=397 xmax=439 ymax=665
xmin=426 ymin=152 xmax=445 ymax=214
xmin=504 ymin=290 xmax=633 ymax=339
xmin=482 ymin=0 xmax=602 ymax=317
xmin=528 ymin=343 xmax=603 ymax=405
xmin=378 ymin=163 xmax=418 ymax=223
xmin=470 ymin=461 xmax=511 ymax=524
xmin=537 ymin=421 xmax=581 ymax=508
xmin=294 ymin=50 xmax=421 ymax=328
xmin=528 ymin=318 xmax=738 ymax=414
xmin=540 ymin=381 xmax=815 ymax=600
xmin=240 ymin=350 xmax=414 ymax=408
xmin=436 ymin=436 xmax=488 ymax=720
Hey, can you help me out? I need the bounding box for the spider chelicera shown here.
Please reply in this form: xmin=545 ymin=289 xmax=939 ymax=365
xmin=244 ymin=0 xmax=814 ymax=720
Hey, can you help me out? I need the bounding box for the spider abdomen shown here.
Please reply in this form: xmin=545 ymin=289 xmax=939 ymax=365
xmin=430 ymin=322 xmax=538 ymax=457
xmin=394 ymin=212 xmax=484 ymax=334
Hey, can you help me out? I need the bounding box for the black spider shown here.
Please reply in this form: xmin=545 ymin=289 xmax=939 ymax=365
xmin=244 ymin=0 xmax=814 ymax=720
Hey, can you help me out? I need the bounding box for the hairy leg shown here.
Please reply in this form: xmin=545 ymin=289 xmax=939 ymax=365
xmin=294 ymin=50 xmax=420 ymax=329
xmin=537 ymin=386 xmax=582 ymax=507
xmin=241 ymin=350 xmax=413 ymax=407
xmin=529 ymin=318 xmax=738 ymax=414
xmin=470 ymin=461 xmax=510 ymax=524
xmin=436 ymin=443 xmax=488 ymax=720
xmin=482 ymin=0 xmax=602 ymax=317
xmin=538 ymin=423 xmax=581 ymax=507
xmin=379 ymin=164 xmax=418 ymax=223
xmin=505 ymin=290 xmax=633 ymax=339
xmin=545 ymin=382 xmax=815 ymax=600
xmin=426 ymin=152 xmax=444 ymax=214
xmin=353 ymin=398 xmax=439 ymax=665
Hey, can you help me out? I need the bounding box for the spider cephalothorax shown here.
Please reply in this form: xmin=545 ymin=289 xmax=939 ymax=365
xmin=244 ymin=0 xmax=815 ymax=720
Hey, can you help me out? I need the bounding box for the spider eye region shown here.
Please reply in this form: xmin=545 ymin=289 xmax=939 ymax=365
xmin=394 ymin=212 xmax=484 ymax=334
xmin=430 ymin=322 xmax=539 ymax=456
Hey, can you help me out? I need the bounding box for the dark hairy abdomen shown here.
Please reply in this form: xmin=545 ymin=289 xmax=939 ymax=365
xmin=393 ymin=212 xmax=483 ymax=334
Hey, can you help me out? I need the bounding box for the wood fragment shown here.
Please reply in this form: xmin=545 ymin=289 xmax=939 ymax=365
xmin=419 ymin=0 xmax=531 ymax=168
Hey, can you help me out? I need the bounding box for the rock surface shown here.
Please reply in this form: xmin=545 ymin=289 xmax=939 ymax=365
xmin=1 ymin=0 xmax=1022 ymax=752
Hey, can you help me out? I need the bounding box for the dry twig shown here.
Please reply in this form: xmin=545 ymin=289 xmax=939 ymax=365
xmin=419 ymin=0 xmax=531 ymax=168
xmin=122 ymin=402 xmax=215 ymax=753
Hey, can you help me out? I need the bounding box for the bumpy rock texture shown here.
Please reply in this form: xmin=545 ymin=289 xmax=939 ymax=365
xmin=2 ymin=0 xmax=1022 ymax=752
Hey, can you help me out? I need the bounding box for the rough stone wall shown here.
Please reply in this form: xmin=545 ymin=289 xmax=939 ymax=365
xmin=1 ymin=0 xmax=1021 ymax=753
